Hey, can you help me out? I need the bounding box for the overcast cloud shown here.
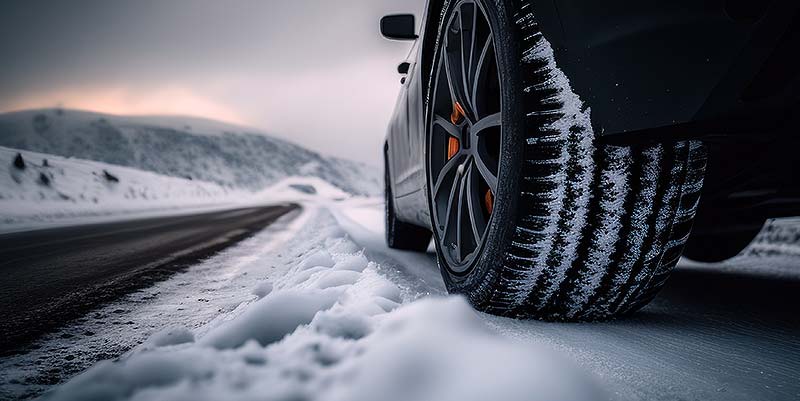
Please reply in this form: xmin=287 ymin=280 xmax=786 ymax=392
xmin=0 ymin=0 xmax=426 ymax=165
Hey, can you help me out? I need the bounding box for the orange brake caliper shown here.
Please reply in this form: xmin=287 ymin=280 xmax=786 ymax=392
xmin=449 ymin=102 xmax=493 ymax=214
xmin=447 ymin=102 xmax=464 ymax=160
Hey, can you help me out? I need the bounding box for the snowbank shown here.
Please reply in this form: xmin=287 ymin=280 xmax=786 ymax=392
xmin=41 ymin=210 xmax=600 ymax=401
xmin=0 ymin=147 xmax=249 ymax=230
xmin=0 ymin=146 xmax=370 ymax=232
xmin=251 ymin=176 xmax=353 ymax=203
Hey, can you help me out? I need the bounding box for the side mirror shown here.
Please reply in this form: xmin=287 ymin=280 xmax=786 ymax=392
xmin=380 ymin=14 xmax=418 ymax=40
xmin=398 ymin=62 xmax=410 ymax=74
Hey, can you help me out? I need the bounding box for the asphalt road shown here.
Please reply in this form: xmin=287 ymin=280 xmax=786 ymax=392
xmin=0 ymin=204 xmax=298 ymax=354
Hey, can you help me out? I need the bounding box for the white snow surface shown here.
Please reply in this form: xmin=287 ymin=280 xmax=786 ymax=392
xmin=0 ymin=146 xmax=250 ymax=230
xmin=35 ymin=199 xmax=601 ymax=401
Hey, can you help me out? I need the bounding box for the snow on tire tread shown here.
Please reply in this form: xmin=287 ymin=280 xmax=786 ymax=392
xmin=470 ymin=1 xmax=707 ymax=320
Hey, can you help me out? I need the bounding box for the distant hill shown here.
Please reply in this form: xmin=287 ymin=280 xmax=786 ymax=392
xmin=0 ymin=109 xmax=380 ymax=195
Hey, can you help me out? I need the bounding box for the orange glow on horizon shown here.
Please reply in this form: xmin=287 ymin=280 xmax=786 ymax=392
xmin=1 ymin=85 xmax=248 ymax=125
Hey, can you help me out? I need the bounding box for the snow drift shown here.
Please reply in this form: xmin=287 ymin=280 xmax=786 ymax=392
xmin=0 ymin=146 xmax=248 ymax=228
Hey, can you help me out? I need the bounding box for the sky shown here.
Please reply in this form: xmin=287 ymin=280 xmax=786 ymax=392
xmin=0 ymin=0 xmax=425 ymax=165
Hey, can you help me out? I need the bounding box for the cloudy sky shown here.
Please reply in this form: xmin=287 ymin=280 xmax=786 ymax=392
xmin=0 ymin=0 xmax=425 ymax=165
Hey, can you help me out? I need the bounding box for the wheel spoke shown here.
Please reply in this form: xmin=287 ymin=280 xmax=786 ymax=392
xmin=464 ymin=164 xmax=484 ymax=243
xmin=440 ymin=165 xmax=462 ymax=239
xmin=433 ymin=115 xmax=462 ymax=140
xmin=455 ymin=168 xmax=470 ymax=260
xmin=458 ymin=7 xmax=474 ymax=116
xmin=442 ymin=36 xmax=461 ymax=108
xmin=474 ymin=151 xmax=498 ymax=193
xmin=465 ymin=3 xmax=478 ymax=92
xmin=472 ymin=112 xmax=501 ymax=135
xmin=471 ymin=37 xmax=492 ymax=116
xmin=433 ymin=154 xmax=463 ymax=197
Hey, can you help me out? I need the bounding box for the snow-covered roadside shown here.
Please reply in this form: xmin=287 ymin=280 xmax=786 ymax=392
xmin=0 ymin=147 xmax=251 ymax=232
xmin=15 ymin=192 xmax=799 ymax=401
xmin=0 ymin=146 xmax=362 ymax=233
xmin=680 ymin=217 xmax=800 ymax=279
xmin=36 ymin=201 xmax=601 ymax=401
xmin=0 ymin=208 xmax=308 ymax=400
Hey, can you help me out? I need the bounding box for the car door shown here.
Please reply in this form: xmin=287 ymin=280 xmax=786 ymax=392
xmin=390 ymin=40 xmax=431 ymax=225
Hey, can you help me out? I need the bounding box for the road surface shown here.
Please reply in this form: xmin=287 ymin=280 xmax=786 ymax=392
xmin=333 ymin=205 xmax=800 ymax=401
xmin=1 ymin=202 xmax=798 ymax=401
xmin=0 ymin=204 xmax=298 ymax=354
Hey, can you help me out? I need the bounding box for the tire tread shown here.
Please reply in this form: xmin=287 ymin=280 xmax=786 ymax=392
xmin=454 ymin=0 xmax=707 ymax=320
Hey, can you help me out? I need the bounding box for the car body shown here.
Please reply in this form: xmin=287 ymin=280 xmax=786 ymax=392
xmin=385 ymin=0 xmax=799 ymax=253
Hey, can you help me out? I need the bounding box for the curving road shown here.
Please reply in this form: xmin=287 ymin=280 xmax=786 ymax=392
xmin=0 ymin=204 xmax=298 ymax=354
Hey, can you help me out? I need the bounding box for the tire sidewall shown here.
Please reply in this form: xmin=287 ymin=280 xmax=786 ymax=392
xmin=426 ymin=0 xmax=526 ymax=296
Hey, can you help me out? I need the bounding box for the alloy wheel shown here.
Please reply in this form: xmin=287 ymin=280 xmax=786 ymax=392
xmin=429 ymin=0 xmax=502 ymax=273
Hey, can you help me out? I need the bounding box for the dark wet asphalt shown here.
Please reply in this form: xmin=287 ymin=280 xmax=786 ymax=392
xmin=0 ymin=204 xmax=298 ymax=354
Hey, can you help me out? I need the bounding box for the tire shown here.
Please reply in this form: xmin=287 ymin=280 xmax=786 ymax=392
xmin=425 ymin=0 xmax=708 ymax=320
xmin=385 ymin=150 xmax=433 ymax=251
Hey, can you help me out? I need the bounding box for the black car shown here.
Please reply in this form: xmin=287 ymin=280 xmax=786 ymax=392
xmin=381 ymin=0 xmax=799 ymax=320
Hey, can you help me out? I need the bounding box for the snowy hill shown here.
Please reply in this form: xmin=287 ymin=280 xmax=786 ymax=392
xmin=0 ymin=146 xmax=372 ymax=230
xmin=0 ymin=109 xmax=380 ymax=195
xmin=0 ymin=146 xmax=250 ymax=229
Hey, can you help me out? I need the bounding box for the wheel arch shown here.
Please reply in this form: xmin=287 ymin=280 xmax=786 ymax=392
xmin=419 ymin=0 xmax=448 ymax=107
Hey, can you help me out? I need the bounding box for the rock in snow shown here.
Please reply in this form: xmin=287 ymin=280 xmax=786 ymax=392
xmin=37 ymin=172 xmax=51 ymax=186
xmin=13 ymin=152 xmax=25 ymax=170
xmin=102 ymin=169 xmax=119 ymax=183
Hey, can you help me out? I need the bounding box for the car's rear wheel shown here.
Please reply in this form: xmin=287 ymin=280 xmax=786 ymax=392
xmin=426 ymin=0 xmax=708 ymax=320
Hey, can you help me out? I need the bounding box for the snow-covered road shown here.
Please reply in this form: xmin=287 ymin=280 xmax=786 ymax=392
xmin=4 ymin=197 xmax=798 ymax=401
xmin=334 ymin=200 xmax=800 ymax=401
